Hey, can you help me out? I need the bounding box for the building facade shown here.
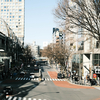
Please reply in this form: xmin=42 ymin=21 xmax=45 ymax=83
xmin=0 ymin=0 xmax=25 ymax=45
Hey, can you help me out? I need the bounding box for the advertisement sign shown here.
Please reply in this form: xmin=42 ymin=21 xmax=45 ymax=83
xmin=93 ymin=74 xmax=97 ymax=79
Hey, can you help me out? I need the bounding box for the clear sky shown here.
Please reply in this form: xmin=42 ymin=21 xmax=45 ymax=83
xmin=24 ymin=0 xmax=58 ymax=49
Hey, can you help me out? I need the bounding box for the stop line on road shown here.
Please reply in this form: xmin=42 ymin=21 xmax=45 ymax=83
xmin=6 ymin=96 xmax=47 ymax=100
xmin=15 ymin=77 xmax=66 ymax=81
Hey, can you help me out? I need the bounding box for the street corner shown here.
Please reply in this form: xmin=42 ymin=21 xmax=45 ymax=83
xmin=48 ymin=71 xmax=94 ymax=89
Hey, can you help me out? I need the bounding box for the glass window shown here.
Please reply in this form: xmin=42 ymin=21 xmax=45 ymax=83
xmin=16 ymin=0 xmax=18 ymax=1
xmin=7 ymin=0 xmax=9 ymax=1
xmin=16 ymin=9 xmax=18 ymax=11
xmin=4 ymin=9 xmax=6 ymax=11
xmin=1 ymin=3 xmax=3 ymax=5
xmin=93 ymin=60 xmax=99 ymax=66
xmin=5 ymin=0 xmax=6 ymax=1
xmin=1 ymin=6 xmax=3 ymax=8
xmin=10 ymin=0 xmax=12 ymax=1
xmin=19 ymin=16 xmax=21 ymax=18
xmin=93 ymin=54 xmax=98 ymax=59
xmin=10 ymin=12 xmax=12 ymax=15
xmin=4 ymin=6 xmax=6 ymax=8
xmin=7 ymin=16 xmax=8 ymax=18
xmin=12 ymin=16 xmax=14 ymax=18
xmin=1 ymin=9 xmax=3 ymax=11
xmin=1 ymin=0 xmax=3 ymax=2
xmin=19 ymin=0 xmax=22 ymax=1
xmin=19 ymin=6 xmax=22 ymax=8
xmin=19 ymin=9 xmax=22 ymax=11
xmin=10 ymin=16 xmax=11 ymax=18
xmin=10 ymin=19 xmax=11 ymax=21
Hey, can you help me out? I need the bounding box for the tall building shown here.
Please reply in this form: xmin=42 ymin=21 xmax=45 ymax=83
xmin=0 ymin=0 xmax=25 ymax=45
xmin=52 ymin=28 xmax=65 ymax=46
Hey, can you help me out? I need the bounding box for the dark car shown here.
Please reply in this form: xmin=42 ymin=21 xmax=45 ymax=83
xmin=20 ymin=71 xmax=25 ymax=76
xmin=2 ymin=86 xmax=13 ymax=95
xmin=0 ymin=93 xmax=6 ymax=100
xmin=57 ymin=73 xmax=63 ymax=79
xmin=34 ymin=65 xmax=39 ymax=71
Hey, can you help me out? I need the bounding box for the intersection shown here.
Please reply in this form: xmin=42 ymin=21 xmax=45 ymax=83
xmin=0 ymin=65 xmax=100 ymax=100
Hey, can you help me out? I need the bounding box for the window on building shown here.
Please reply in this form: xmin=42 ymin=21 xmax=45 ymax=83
xmin=7 ymin=9 xmax=9 ymax=11
xmin=10 ymin=0 xmax=12 ymax=1
xmin=16 ymin=25 xmax=18 ymax=28
xmin=1 ymin=6 xmax=3 ymax=8
xmin=4 ymin=6 xmax=6 ymax=8
xmin=93 ymin=54 xmax=100 ymax=66
xmin=5 ymin=0 xmax=6 ymax=1
xmin=19 ymin=16 xmax=21 ymax=18
xmin=19 ymin=9 xmax=22 ymax=11
xmin=19 ymin=6 xmax=22 ymax=8
xmin=4 ymin=9 xmax=6 ymax=11
xmin=19 ymin=0 xmax=22 ymax=1
xmin=1 ymin=0 xmax=3 ymax=2
xmin=10 ymin=19 xmax=11 ymax=21
xmin=12 ymin=16 xmax=14 ymax=18
xmin=1 ymin=9 xmax=3 ymax=11
xmin=7 ymin=0 xmax=9 ymax=2
xmin=1 ymin=3 xmax=3 ymax=5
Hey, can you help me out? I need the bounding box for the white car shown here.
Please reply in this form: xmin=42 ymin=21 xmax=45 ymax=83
xmin=27 ymin=65 xmax=30 ymax=67
xmin=30 ymin=73 xmax=35 ymax=79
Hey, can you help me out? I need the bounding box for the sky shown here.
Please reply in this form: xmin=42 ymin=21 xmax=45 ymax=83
xmin=24 ymin=0 xmax=58 ymax=49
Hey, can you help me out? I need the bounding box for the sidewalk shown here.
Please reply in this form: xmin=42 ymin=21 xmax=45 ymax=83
xmin=51 ymin=64 xmax=100 ymax=90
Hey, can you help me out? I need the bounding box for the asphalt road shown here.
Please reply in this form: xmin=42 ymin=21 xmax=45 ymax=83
xmin=0 ymin=65 xmax=100 ymax=100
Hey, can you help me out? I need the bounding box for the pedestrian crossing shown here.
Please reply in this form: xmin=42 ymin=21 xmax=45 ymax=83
xmin=6 ymin=96 xmax=47 ymax=100
xmin=15 ymin=77 xmax=66 ymax=81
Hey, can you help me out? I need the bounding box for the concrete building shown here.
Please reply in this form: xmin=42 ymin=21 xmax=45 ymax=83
xmin=30 ymin=41 xmax=40 ymax=59
xmin=67 ymin=0 xmax=100 ymax=80
xmin=52 ymin=28 xmax=65 ymax=46
xmin=0 ymin=0 xmax=25 ymax=45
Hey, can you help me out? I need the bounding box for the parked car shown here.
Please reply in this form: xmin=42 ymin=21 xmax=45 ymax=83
xmin=0 ymin=93 xmax=6 ymax=100
xmin=34 ymin=65 xmax=39 ymax=71
xmin=30 ymin=73 xmax=35 ymax=79
xmin=27 ymin=65 xmax=30 ymax=68
xmin=2 ymin=86 xmax=13 ymax=95
xmin=20 ymin=71 xmax=25 ymax=76
xmin=57 ymin=73 xmax=65 ymax=79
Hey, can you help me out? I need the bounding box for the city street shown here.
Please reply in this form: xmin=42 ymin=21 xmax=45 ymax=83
xmin=0 ymin=65 xmax=100 ymax=100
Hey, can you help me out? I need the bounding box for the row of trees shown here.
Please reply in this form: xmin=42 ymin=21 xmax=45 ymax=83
xmin=41 ymin=43 xmax=71 ymax=69
xmin=53 ymin=0 xmax=100 ymax=46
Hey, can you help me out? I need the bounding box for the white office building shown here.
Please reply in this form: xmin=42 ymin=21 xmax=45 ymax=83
xmin=0 ymin=0 xmax=25 ymax=45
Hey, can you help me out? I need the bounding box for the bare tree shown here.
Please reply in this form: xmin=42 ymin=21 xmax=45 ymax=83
xmin=41 ymin=44 xmax=54 ymax=64
xmin=53 ymin=0 xmax=100 ymax=44
xmin=24 ymin=45 xmax=33 ymax=65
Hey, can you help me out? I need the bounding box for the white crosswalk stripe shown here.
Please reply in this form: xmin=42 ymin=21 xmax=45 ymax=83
xmin=15 ymin=77 xmax=66 ymax=81
xmin=6 ymin=96 xmax=46 ymax=100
